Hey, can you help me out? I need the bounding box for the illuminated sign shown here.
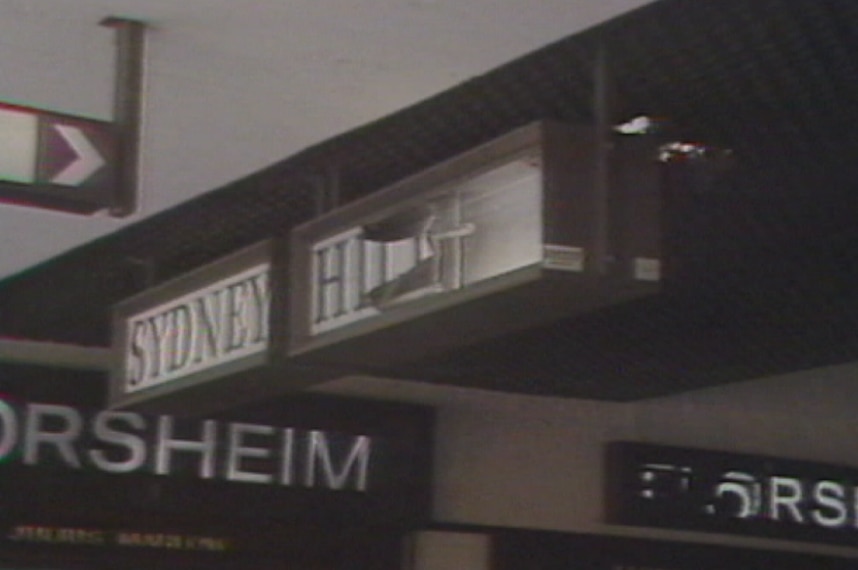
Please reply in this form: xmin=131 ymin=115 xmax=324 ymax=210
xmin=0 ymin=101 xmax=117 ymax=214
xmin=111 ymin=241 xmax=336 ymax=413
xmin=123 ymin=263 xmax=270 ymax=394
xmin=0 ymin=394 xmax=433 ymax=528
xmin=607 ymin=442 xmax=858 ymax=546
xmin=308 ymin=157 xmax=548 ymax=335
xmin=0 ymin=399 xmax=371 ymax=491
xmin=290 ymin=121 xmax=663 ymax=369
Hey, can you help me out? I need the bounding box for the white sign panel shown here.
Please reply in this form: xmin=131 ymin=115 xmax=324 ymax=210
xmin=310 ymin=157 xmax=544 ymax=335
xmin=288 ymin=121 xmax=663 ymax=371
xmin=0 ymin=107 xmax=39 ymax=183
xmin=123 ymin=263 xmax=271 ymax=394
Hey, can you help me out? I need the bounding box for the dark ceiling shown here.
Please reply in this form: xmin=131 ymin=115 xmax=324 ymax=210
xmin=2 ymin=0 xmax=858 ymax=400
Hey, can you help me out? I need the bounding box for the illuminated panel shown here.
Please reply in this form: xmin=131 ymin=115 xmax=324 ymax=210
xmin=122 ymin=263 xmax=270 ymax=394
xmin=309 ymin=156 xmax=544 ymax=335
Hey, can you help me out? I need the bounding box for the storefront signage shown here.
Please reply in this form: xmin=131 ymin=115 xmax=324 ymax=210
xmin=0 ymin=393 xmax=433 ymax=529
xmin=111 ymin=241 xmax=337 ymax=413
xmin=289 ymin=121 xmax=663 ymax=369
xmin=305 ymin=157 xmax=547 ymax=336
xmin=0 ymin=398 xmax=371 ymax=491
xmin=123 ymin=263 xmax=270 ymax=394
xmin=607 ymin=442 xmax=858 ymax=546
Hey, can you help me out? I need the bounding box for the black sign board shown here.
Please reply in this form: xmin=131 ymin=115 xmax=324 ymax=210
xmin=607 ymin=442 xmax=858 ymax=547
xmin=0 ymin=101 xmax=117 ymax=214
xmin=0 ymin=521 xmax=403 ymax=570
xmin=0 ymin=392 xmax=433 ymax=535
xmin=289 ymin=121 xmax=663 ymax=370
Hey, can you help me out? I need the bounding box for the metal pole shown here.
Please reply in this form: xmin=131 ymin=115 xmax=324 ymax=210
xmin=0 ymin=338 xmax=112 ymax=371
xmin=100 ymin=17 xmax=147 ymax=217
xmin=326 ymin=163 xmax=341 ymax=211
xmin=593 ymin=39 xmax=613 ymax=275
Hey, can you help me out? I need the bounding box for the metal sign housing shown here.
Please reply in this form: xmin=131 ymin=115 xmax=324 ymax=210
xmin=289 ymin=121 xmax=663 ymax=370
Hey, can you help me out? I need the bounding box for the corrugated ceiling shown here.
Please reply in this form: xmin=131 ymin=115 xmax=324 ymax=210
xmin=2 ymin=0 xmax=858 ymax=399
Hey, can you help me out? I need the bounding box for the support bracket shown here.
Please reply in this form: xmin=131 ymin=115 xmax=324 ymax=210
xmin=100 ymin=16 xmax=148 ymax=217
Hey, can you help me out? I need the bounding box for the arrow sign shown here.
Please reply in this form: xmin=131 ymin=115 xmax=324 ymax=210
xmin=0 ymin=102 xmax=117 ymax=214
xmin=50 ymin=124 xmax=108 ymax=186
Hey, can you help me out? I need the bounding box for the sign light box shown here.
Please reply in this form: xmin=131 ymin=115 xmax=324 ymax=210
xmin=607 ymin=442 xmax=858 ymax=547
xmin=0 ymin=101 xmax=117 ymax=214
xmin=0 ymin=394 xmax=433 ymax=530
xmin=289 ymin=121 xmax=663 ymax=368
xmin=110 ymin=241 xmax=334 ymax=414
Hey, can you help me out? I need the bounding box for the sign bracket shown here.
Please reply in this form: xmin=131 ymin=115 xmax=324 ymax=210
xmin=101 ymin=17 xmax=147 ymax=217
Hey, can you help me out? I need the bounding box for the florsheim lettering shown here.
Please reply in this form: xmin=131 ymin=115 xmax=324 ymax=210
xmin=0 ymin=399 xmax=371 ymax=492
xmin=635 ymin=459 xmax=858 ymax=531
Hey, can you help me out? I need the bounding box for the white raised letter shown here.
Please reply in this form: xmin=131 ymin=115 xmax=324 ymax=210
xmin=23 ymin=403 xmax=83 ymax=468
xmin=193 ymin=293 xmax=224 ymax=363
xmin=0 ymin=399 xmax=17 ymax=460
xmin=713 ymin=471 xmax=761 ymax=518
xmin=305 ymin=431 xmax=371 ymax=491
xmin=155 ymin=416 xmax=217 ymax=479
xmin=811 ymin=480 xmax=848 ymax=528
xmin=248 ymin=272 xmax=270 ymax=344
xmin=224 ymin=282 xmax=249 ymax=352
xmin=314 ymin=239 xmax=350 ymax=324
xmin=89 ymin=411 xmax=147 ymax=473
xmin=167 ymin=306 xmax=193 ymax=372
xmin=225 ymin=422 xmax=274 ymax=484
xmin=280 ymin=428 xmax=295 ymax=486
xmin=768 ymin=476 xmax=805 ymax=524
xmin=126 ymin=320 xmax=149 ymax=386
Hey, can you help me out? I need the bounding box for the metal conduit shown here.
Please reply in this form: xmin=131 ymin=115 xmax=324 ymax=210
xmin=0 ymin=337 xmax=112 ymax=371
